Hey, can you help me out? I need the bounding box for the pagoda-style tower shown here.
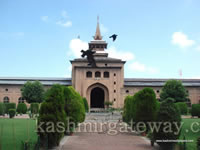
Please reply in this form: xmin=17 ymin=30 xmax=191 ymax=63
xmin=70 ymin=17 xmax=125 ymax=109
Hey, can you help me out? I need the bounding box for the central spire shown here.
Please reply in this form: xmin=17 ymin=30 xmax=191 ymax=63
xmin=93 ymin=16 xmax=102 ymax=40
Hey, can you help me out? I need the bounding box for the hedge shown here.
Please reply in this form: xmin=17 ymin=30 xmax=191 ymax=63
xmin=17 ymin=103 xmax=27 ymax=114
xmin=5 ymin=103 xmax=16 ymax=114
xmin=30 ymin=103 xmax=39 ymax=114
xmin=0 ymin=102 xmax=5 ymax=115
xmin=9 ymin=109 xmax=16 ymax=118
xmin=175 ymin=102 xmax=188 ymax=115
xmin=191 ymin=104 xmax=200 ymax=117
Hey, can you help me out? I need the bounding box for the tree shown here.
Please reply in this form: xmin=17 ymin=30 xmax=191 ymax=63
xmin=83 ymin=97 xmax=89 ymax=113
xmin=160 ymin=80 xmax=188 ymax=102
xmin=21 ymin=81 xmax=45 ymax=103
xmin=123 ymin=95 xmax=134 ymax=124
xmin=38 ymin=84 xmax=67 ymax=148
xmin=154 ymin=98 xmax=181 ymax=150
xmin=63 ymin=86 xmax=85 ymax=129
xmin=133 ymin=88 xmax=158 ymax=133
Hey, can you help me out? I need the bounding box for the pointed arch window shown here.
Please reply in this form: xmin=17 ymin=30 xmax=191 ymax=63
xmin=95 ymin=71 xmax=101 ymax=78
xmin=86 ymin=71 xmax=92 ymax=78
xmin=3 ymin=96 xmax=9 ymax=103
xmin=18 ymin=97 xmax=25 ymax=103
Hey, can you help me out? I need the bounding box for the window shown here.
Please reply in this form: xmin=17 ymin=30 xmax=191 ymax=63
xmin=114 ymin=73 xmax=116 ymax=76
xmin=114 ymin=82 xmax=116 ymax=85
xmin=95 ymin=71 xmax=101 ymax=78
xmin=157 ymin=90 xmax=160 ymax=93
xmin=126 ymin=90 xmax=129 ymax=93
xmin=114 ymin=90 xmax=116 ymax=93
xmin=104 ymin=72 xmax=109 ymax=78
xmin=105 ymin=64 xmax=107 ymax=66
xmin=114 ymin=99 xmax=116 ymax=102
xmin=18 ymin=97 xmax=25 ymax=103
xmin=5 ymin=88 xmax=8 ymax=92
xmin=3 ymin=96 xmax=9 ymax=103
xmin=86 ymin=71 xmax=92 ymax=78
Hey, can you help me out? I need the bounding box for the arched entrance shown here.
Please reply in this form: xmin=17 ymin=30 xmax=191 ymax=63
xmin=90 ymin=87 xmax=104 ymax=108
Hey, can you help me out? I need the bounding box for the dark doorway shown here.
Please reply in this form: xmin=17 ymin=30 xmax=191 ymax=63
xmin=91 ymin=87 xmax=104 ymax=108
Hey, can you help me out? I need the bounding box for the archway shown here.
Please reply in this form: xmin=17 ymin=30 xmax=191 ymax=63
xmin=90 ymin=87 xmax=105 ymax=108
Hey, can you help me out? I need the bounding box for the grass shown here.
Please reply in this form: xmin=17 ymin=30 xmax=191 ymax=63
xmin=179 ymin=118 xmax=200 ymax=150
xmin=0 ymin=118 xmax=38 ymax=150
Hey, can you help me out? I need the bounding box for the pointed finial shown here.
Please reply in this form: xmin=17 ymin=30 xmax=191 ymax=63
xmin=93 ymin=15 xmax=102 ymax=40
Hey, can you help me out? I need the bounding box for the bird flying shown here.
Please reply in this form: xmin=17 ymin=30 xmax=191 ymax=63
xmin=109 ymin=34 xmax=118 ymax=41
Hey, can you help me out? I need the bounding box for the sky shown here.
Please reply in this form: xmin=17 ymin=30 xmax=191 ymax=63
xmin=0 ymin=0 xmax=200 ymax=79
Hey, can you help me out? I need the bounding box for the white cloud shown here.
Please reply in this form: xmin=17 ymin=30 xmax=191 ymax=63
xmin=41 ymin=16 xmax=48 ymax=22
xmin=69 ymin=38 xmax=88 ymax=58
xmin=106 ymin=46 xmax=135 ymax=61
xmin=128 ymin=61 xmax=158 ymax=74
xmin=100 ymin=24 xmax=108 ymax=34
xmin=172 ymin=32 xmax=195 ymax=48
xmin=56 ymin=20 xmax=72 ymax=27
xmin=56 ymin=10 xmax=72 ymax=28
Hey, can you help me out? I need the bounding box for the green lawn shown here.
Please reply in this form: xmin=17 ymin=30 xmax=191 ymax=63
xmin=0 ymin=118 xmax=38 ymax=150
xmin=179 ymin=118 xmax=200 ymax=150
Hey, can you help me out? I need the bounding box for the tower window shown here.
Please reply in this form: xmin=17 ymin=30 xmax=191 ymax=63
xmin=105 ymin=64 xmax=107 ymax=66
xmin=157 ymin=90 xmax=160 ymax=93
xmin=114 ymin=73 xmax=116 ymax=76
xmin=3 ymin=96 xmax=9 ymax=103
xmin=18 ymin=97 xmax=25 ymax=103
xmin=114 ymin=90 xmax=116 ymax=93
xmin=95 ymin=71 xmax=101 ymax=78
xmin=114 ymin=99 xmax=116 ymax=102
xmin=86 ymin=71 xmax=92 ymax=78
xmin=114 ymin=82 xmax=116 ymax=85
xmin=104 ymin=72 xmax=109 ymax=78
xmin=126 ymin=90 xmax=129 ymax=93
xmin=5 ymin=88 xmax=8 ymax=91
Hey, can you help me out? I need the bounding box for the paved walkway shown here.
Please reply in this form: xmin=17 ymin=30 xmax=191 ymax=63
xmin=62 ymin=113 xmax=160 ymax=150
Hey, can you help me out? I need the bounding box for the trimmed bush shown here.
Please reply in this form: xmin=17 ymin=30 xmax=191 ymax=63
xmin=191 ymin=104 xmax=200 ymax=117
xmin=63 ymin=86 xmax=85 ymax=127
xmin=122 ymin=95 xmax=134 ymax=123
xmin=5 ymin=103 xmax=16 ymax=114
xmin=30 ymin=103 xmax=39 ymax=114
xmin=133 ymin=88 xmax=158 ymax=133
xmin=154 ymin=98 xmax=181 ymax=150
xmin=83 ymin=97 xmax=89 ymax=113
xmin=38 ymin=84 xmax=67 ymax=148
xmin=175 ymin=102 xmax=188 ymax=115
xmin=17 ymin=103 xmax=27 ymax=114
xmin=8 ymin=109 xmax=16 ymax=118
xmin=0 ymin=102 xmax=5 ymax=115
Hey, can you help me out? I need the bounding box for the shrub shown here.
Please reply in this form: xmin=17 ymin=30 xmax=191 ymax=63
xmin=63 ymin=86 xmax=85 ymax=127
xmin=133 ymin=88 xmax=158 ymax=133
xmin=8 ymin=109 xmax=16 ymax=118
xmin=175 ymin=102 xmax=188 ymax=115
xmin=154 ymin=98 xmax=181 ymax=150
xmin=17 ymin=103 xmax=27 ymax=114
xmin=160 ymin=80 xmax=188 ymax=102
xmin=197 ymin=137 xmax=200 ymax=150
xmin=5 ymin=103 xmax=16 ymax=114
xmin=30 ymin=103 xmax=39 ymax=114
xmin=191 ymin=104 xmax=200 ymax=117
xmin=38 ymin=84 xmax=67 ymax=148
xmin=122 ymin=95 xmax=134 ymax=124
xmin=0 ymin=102 xmax=5 ymax=115
xmin=83 ymin=97 xmax=89 ymax=113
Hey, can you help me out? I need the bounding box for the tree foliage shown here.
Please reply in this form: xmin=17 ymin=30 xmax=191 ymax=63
xmin=0 ymin=102 xmax=5 ymax=115
xmin=38 ymin=84 xmax=67 ymax=148
xmin=83 ymin=97 xmax=89 ymax=113
xmin=63 ymin=86 xmax=85 ymax=127
xmin=154 ymin=98 xmax=181 ymax=150
xmin=160 ymin=80 xmax=188 ymax=102
xmin=21 ymin=81 xmax=44 ymax=103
